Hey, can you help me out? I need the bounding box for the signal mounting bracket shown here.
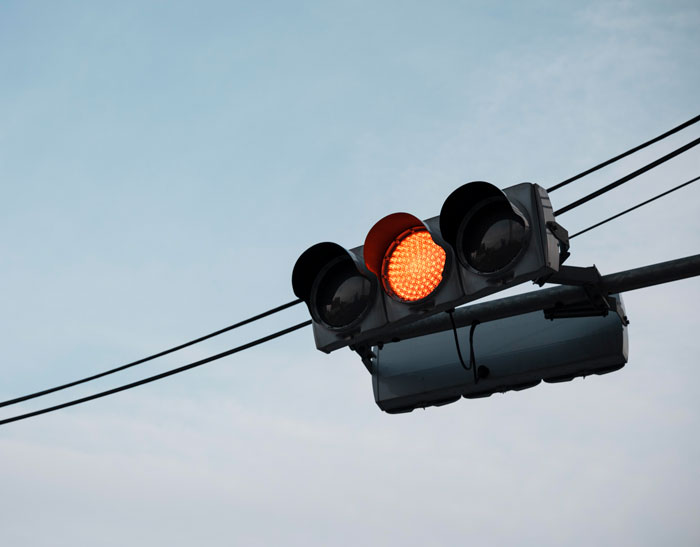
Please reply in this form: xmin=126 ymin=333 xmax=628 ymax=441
xmin=546 ymin=264 xmax=602 ymax=286
xmin=543 ymin=265 xmax=629 ymax=325
xmin=351 ymin=344 xmax=376 ymax=374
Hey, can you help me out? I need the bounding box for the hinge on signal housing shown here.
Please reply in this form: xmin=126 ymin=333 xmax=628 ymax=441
xmin=547 ymin=221 xmax=570 ymax=266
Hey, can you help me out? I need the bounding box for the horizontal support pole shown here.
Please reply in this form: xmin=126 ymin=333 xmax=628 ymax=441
xmin=389 ymin=254 xmax=700 ymax=342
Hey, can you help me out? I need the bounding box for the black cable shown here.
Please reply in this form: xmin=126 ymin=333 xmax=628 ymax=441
xmin=469 ymin=321 xmax=480 ymax=385
xmin=447 ymin=310 xmax=470 ymax=372
xmin=569 ymin=175 xmax=700 ymax=239
xmin=447 ymin=311 xmax=485 ymax=385
xmin=0 ymin=299 xmax=302 ymax=408
xmin=0 ymin=320 xmax=312 ymax=426
xmin=554 ymin=136 xmax=700 ymax=216
xmin=548 ymin=114 xmax=700 ymax=192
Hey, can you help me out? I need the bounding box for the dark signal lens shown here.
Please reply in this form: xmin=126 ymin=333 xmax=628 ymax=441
xmin=315 ymin=259 xmax=372 ymax=328
xmin=460 ymin=202 xmax=526 ymax=273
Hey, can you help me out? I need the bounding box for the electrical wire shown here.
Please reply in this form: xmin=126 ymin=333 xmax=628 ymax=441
xmin=0 ymin=299 xmax=302 ymax=408
xmin=7 ymin=119 xmax=697 ymax=422
xmin=547 ymin=114 xmax=700 ymax=192
xmin=569 ymin=175 xmax=700 ymax=239
xmin=554 ymin=136 xmax=700 ymax=216
xmin=469 ymin=321 xmax=481 ymax=384
xmin=0 ymin=320 xmax=312 ymax=426
xmin=447 ymin=309 xmax=470 ymax=372
xmin=447 ymin=310 xmax=484 ymax=385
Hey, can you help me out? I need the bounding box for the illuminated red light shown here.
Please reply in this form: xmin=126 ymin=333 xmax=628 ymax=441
xmin=382 ymin=228 xmax=446 ymax=302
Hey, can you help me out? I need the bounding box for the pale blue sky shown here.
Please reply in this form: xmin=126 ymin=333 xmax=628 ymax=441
xmin=1 ymin=1 xmax=699 ymax=545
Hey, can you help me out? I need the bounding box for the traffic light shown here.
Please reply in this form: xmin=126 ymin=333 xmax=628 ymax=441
xmin=291 ymin=242 xmax=388 ymax=353
xmin=439 ymin=182 xmax=560 ymax=302
xmin=292 ymin=181 xmax=564 ymax=353
xmin=372 ymin=295 xmax=629 ymax=413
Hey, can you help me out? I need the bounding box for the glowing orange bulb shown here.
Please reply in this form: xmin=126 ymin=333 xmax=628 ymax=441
xmin=383 ymin=228 xmax=446 ymax=302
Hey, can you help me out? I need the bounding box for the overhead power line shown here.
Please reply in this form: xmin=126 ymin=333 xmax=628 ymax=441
xmin=548 ymin=113 xmax=700 ymax=192
xmin=569 ymin=175 xmax=700 ymax=239
xmin=0 ymin=299 xmax=302 ymax=409
xmin=554 ymin=136 xmax=700 ymax=216
xmin=0 ymin=320 xmax=312 ymax=426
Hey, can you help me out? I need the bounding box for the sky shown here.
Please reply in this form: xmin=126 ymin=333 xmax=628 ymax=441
xmin=1 ymin=1 xmax=699 ymax=545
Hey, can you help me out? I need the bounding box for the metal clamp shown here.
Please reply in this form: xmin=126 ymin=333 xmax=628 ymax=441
xmin=543 ymin=265 xmax=628 ymax=324
xmin=351 ymin=344 xmax=377 ymax=374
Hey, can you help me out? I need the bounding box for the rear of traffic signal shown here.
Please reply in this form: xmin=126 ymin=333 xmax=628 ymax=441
xmin=372 ymin=296 xmax=629 ymax=413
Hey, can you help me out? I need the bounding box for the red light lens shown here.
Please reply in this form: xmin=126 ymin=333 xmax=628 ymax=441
xmin=383 ymin=228 xmax=446 ymax=302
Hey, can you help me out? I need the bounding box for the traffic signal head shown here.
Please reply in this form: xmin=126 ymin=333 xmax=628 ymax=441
xmin=292 ymin=182 xmax=563 ymax=353
xmin=291 ymin=242 xmax=388 ymax=352
xmin=363 ymin=212 xmax=465 ymax=321
xmin=364 ymin=213 xmax=447 ymax=303
xmin=441 ymin=181 xmax=529 ymax=274
xmin=440 ymin=182 xmax=559 ymax=300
